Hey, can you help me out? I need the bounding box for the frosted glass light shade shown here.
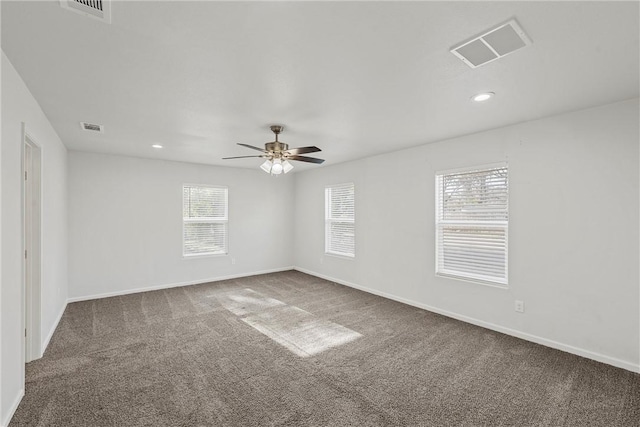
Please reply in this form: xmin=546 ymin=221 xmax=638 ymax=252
xmin=260 ymin=160 xmax=273 ymax=173
xmin=283 ymin=160 xmax=294 ymax=173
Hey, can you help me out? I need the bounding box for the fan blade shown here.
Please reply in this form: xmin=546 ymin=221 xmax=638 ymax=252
xmin=237 ymin=143 xmax=268 ymax=153
xmin=285 ymin=146 xmax=321 ymax=155
xmin=288 ymin=155 xmax=325 ymax=164
xmin=222 ymin=155 xmax=267 ymax=160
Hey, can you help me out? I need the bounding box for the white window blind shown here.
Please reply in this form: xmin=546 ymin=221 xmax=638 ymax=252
xmin=325 ymin=183 xmax=355 ymax=257
xmin=436 ymin=165 xmax=508 ymax=285
xmin=183 ymin=185 xmax=228 ymax=256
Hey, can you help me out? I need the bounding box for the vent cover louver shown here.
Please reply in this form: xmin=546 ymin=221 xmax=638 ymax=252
xmin=60 ymin=0 xmax=111 ymax=24
xmin=80 ymin=122 xmax=104 ymax=133
xmin=451 ymin=19 xmax=531 ymax=68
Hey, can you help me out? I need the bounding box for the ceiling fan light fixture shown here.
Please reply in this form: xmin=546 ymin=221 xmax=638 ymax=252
xmin=270 ymin=158 xmax=284 ymax=175
xmin=283 ymin=160 xmax=294 ymax=174
xmin=260 ymin=159 xmax=273 ymax=173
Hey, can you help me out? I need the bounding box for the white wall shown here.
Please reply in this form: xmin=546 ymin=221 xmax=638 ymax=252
xmin=68 ymin=152 xmax=294 ymax=299
xmin=0 ymin=4 xmax=4 ymax=422
xmin=294 ymin=99 xmax=640 ymax=372
xmin=1 ymin=51 xmax=68 ymax=426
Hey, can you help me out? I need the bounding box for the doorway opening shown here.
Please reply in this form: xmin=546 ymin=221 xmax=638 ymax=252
xmin=23 ymin=128 xmax=42 ymax=363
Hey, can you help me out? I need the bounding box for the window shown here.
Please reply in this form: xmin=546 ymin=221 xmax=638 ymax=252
xmin=435 ymin=165 xmax=508 ymax=286
xmin=325 ymin=183 xmax=355 ymax=257
xmin=183 ymin=185 xmax=228 ymax=256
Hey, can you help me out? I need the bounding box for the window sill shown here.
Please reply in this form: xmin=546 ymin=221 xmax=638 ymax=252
xmin=436 ymin=272 xmax=508 ymax=289
xmin=325 ymin=252 xmax=355 ymax=260
xmin=183 ymin=253 xmax=228 ymax=260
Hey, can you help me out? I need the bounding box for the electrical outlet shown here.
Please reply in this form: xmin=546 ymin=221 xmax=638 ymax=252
xmin=515 ymin=300 xmax=525 ymax=313
xmin=231 ymin=258 xmax=236 ymax=265
xmin=320 ymin=257 xmax=324 ymax=264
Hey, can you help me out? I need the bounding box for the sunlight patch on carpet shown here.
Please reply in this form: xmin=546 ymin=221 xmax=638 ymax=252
xmin=217 ymin=289 xmax=361 ymax=357
xmin=215 ymin=288 xmax=286 ymax=316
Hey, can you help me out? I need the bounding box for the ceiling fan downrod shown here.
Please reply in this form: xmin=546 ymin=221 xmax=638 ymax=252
xmin=266 ymin=125 xmax=288 ymax=154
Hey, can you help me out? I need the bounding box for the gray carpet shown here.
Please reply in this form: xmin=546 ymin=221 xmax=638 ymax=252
xmin=9 ymin=271 xmax=640 ymax=426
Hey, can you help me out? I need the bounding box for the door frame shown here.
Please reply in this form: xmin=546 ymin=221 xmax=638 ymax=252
xmin=22 ymin=124 xmax=42 ymax=363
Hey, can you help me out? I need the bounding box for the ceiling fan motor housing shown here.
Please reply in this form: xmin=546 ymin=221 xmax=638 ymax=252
xmin=265 ymin=141 xmax=289 ymax=155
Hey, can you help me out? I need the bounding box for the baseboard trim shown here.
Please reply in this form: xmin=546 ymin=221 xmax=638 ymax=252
xmin=67 ymin=267 xmax=295 ymax=303
xmin=1 ymin=388 xmax=24 ymax=427
xmin=41 ymin=300 xmax=68 ymax=357
xmin=293 ymin=267 xmax=640 ymax=374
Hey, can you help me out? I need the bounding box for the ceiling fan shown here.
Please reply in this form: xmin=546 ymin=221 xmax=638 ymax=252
xmin=223 ymin=125 xmax=325 ymax=175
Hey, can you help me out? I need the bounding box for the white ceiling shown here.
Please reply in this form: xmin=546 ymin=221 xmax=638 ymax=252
xmin=2 ymin=1 xmax=639 ymax=171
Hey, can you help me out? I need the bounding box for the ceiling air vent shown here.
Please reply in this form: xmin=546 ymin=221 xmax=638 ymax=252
xmin=80 ymin=122 xmax=104 ymax=133
xmin=451 ymin=19 xmax=531 ymax=68
xmin=60 ymin=0 xmax=111 ymax=24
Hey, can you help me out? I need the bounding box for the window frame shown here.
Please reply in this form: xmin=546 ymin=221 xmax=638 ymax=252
xmin=182 ymin=184 xmax=229 ymax=258
xmin=435 ymin=163 xmax=508 ymax=287
xmin=325 ymin=182 xmax=355 ymax=258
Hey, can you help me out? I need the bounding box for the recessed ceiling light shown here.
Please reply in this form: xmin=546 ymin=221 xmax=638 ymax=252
xmin=472 ymin=92 xmax=495 ymax=102
xmin=152 ymin=144 xmax=163 ymax=149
